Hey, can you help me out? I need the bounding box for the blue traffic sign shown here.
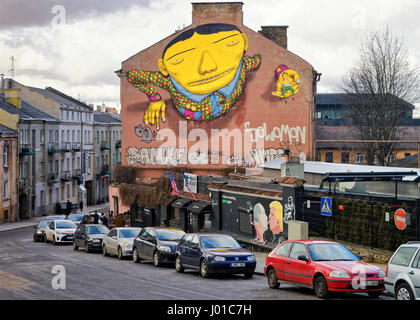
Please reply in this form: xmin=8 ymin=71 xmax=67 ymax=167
xmin=321 ymin=197 xmax=332 ymax=216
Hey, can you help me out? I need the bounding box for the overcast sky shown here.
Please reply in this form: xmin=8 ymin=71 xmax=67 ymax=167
xmin=0 ymin=0 xmax=419 ymax=109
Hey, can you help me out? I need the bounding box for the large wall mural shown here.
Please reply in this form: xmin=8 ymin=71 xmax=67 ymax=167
xmin=126 ymin=23 xmax=261 ymax=128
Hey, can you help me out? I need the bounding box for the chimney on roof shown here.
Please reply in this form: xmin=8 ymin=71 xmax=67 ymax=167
xmin=192 ymin=2 xmax=243 ymax=25
xmin=258 ymin=26 xmax=288 ymax=49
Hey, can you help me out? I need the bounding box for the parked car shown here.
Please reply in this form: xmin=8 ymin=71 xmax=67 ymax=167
xmin=73 ymin=224 xmax=110 ymax=253
xmin=33 ymin=220 xmax=52 ymax=242
xmin=102 ymin=227 xmax=142 ymax=259
xmin=44 ymin=220 xmax=77 ymax=245
xmin=133 ymin=227 xmax=185 ymax=266
xmin=46 ymin=215 xmax=66 ymax=220
xmin=66 ymin=213 xmax=84 ymax=226
xmin=385 ymin=241 xmax=420 ymax=300
xmin=175 ymin=233 xmax=256 ymax=278
xmin=264 ymin=240 xmax=385 ymax=299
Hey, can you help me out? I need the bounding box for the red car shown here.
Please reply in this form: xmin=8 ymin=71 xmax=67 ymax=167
xmin=264 ymin=240 xmax=385 ymax=299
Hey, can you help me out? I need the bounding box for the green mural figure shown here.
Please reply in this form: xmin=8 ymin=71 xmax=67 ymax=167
xmin=126 ymin=23 xmax=261 ymax=129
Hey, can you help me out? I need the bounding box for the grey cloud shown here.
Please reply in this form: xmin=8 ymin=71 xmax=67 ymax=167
xmin=0 ymin=0 xmax=153 ymax=30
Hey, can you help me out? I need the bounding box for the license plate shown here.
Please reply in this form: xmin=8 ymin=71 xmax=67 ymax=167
xmin=231 ymin=263 xmax=246 ymax=267
xmin=366 ymin=281 xmax=378 ymax=286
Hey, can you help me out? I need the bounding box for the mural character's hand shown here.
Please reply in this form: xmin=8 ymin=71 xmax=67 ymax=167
xmin=144 ymin=100 xmax=166 ymax=130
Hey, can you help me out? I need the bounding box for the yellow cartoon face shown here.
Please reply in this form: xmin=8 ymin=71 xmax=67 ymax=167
xmin=158 ymin=30 xmax=248 ymax=95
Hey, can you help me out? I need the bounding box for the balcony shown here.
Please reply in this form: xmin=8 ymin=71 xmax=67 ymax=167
xmin=48 ymin=142 xmax=60 ymax=153
xmin=98 ymin=164 xmax=112 ymax=176
xmin=72 ymin=169 xmax=82 ymax=179
xmin=60 ymin=142 xmax=71 ymax=152
xmin=47 ymin=172 xmax=59 ymax=184
xmin=115 ymin=140 xmax=121 ymax=149
xmin=19 ymin=144 xmax=35 ymax=156
xmin=60 ymin=171 xmax=71 ymax=181
xmin=72 ymin=142 xmax=81 ymax=152
xmin=100 ymin=140 xmax=111 ymax=150
xmin=18 ymin=178 xmax=32 ymax=188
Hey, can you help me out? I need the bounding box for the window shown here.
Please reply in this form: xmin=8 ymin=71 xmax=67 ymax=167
xmin=274 ymin=242 xmax=293 ymax=257
xmin=191 ymin=235 xmax=199 ymax=247
xmin=40 ymin=130 xmax=44 ymax=144
xmin=3 ymin=180 xmax=9 ymax=199
xmin=412 ymin=250 xmax=420 ymax=269
xmin=289 ymin=243 xmax=309 ymax=260
xmin=390 ymin=247 xmax=418 ymax=267
xmin=356 ymin=153 xmax=364 ymax=164
xmin=55 ymin=130 xmax=59 ymax=142
xmin=3 ymin=146 xmax=7 ymax=167
xmin=325 ymin=152 xmax=333 ymax=163
xmin=61 ymin=130 xmax=65 ymax=142
xmin=180 ymin=235 xmax=193 ymax=247
xmin=341 ymin=152 xmax=349 ymax=163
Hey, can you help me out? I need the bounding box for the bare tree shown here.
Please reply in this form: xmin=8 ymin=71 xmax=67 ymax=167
xmin=341 ymin=27 xmax=420 ymax=166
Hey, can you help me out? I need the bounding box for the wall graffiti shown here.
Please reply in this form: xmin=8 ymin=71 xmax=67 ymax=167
xmin=134 ymin=124 xmax=155 ymax=143
xmin=284 ymin=196 xmax=296 ymax=223
xmin=126 ymin=23 xmax=261 ymax=129
xmin=244 ymin=121 xmax=306 ymax=145
xmin=272 ymin=64 xmax=300 ymax=101
xmin=251 ymin=201 xmax=285 ymax=245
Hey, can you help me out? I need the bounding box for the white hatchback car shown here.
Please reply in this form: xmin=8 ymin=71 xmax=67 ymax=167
xmin=102 ymin=227 xmax=142 ymax=259
xmin=45 ymin=220 xmax=77 ymax=245
xmin=385 ymin=241 xmax=420 ymax=300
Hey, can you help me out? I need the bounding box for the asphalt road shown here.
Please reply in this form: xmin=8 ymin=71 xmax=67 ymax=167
xmin=0 ymin=227 xmax=392 ymax=300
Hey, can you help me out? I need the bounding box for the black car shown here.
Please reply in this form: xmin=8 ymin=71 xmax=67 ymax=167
xmin=175 ymin=233 xmax=256 ymax=278
xmin=132 ymin=227 xmax=185 ymax=266
xmin=73 ymin=224 xmax=110 ymax=253
xmin=33 ymin=220 xmax=51 ymax=242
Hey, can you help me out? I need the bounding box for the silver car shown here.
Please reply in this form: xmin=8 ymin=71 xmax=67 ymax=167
xmin=385 ymin=241 xmax=420 ymax=300
xmin=102 ymin=227 xmax=142 ymax=260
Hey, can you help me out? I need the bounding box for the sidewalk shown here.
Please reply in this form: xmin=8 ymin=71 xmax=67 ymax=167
xmin=0 ymin=203 xmax=109 ymax=233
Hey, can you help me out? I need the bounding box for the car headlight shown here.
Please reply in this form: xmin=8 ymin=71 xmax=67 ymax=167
xmin=378 ymin=270 xmax=385 ymax=278
xmin=214 ymin=256 xmax=226 ymax=262
xmin=123 ymin=242 xmax=131 ymax=247
xmin=158 ymin=245 xmax=171 ymax=253
xmin=247 ymin=255 xmax=256 ymax=261
xmin=36 ymin=230 xmax=43 ymax=234
xmin=87 ymin=237 xmax=93 ymax=242
xmin=329 ymin=271 xmax=351 ymax=278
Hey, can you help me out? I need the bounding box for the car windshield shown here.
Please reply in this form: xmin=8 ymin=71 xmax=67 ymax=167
xmin=308 ymin=243 xmax=358 ymax=261
xmin=87 ymin=225 xmax=109 ymax=234
xmin=56 ymin=221 xmax=76 ymax=229
xmin=200 ymin=235 xmax=242 ymax=249
xmin=68 ymin=215 xmax=83 ymax=222
xmin=119 ymin=229 xmax=140 ymax=238
xmin=38 ymin=221 xmax=50 ymax=228
xmin=156 ymin=229 xmax=185 ymax=241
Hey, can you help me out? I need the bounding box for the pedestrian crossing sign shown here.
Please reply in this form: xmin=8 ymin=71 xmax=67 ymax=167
xmin=321 ymin=197 xmax=332 ymax=216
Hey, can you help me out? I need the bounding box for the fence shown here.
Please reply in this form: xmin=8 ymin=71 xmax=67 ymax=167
xmin=302 ymin=191 xmax=419 ymax=251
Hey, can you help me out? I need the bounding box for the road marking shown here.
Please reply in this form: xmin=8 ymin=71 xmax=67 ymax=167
xmin=0 ymin=270 xmax=37 ymax=290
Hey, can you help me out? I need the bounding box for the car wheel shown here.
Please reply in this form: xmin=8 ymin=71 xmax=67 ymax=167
xmin=73 ymin=241 xmax=79 ymax=251
xmin=102 ymin=245 xmax=108 ymax=256
xmin=267 ymin=268 xmax=280 ymax=289
xmin=118 ymin=247 xmax=124 ymax=260
xmin=200 ymin=259 xmax=209 ymax=278
xmin=314 ymin=275 xmax=329 ymax=299
xmin=396 ymin=282 xmax=414 ymax=300
xmin=85 ymin=242 xmax=90 ymax=253
xmin=367 ymin=291 xmax=381 ymax=299
xmin=153 ymin=251 xmax=161 ymax=267
xmin=133 ymin=248 xmax=140 ymax=263
xmin=175 ymin=255 xmax=184 ymax=273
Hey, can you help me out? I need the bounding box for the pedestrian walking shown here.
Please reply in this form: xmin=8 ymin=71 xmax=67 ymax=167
xmin=92 ymin=211 xmax=99 ymax=224
xmin=55 ymin=202 xmax=62 ymax=215
xmin=66 ymin=200 xmax=72 ymax=218
xmin=101 ymin=214 xmax=109 ymax=228
xmin=79 ymin=200 xmax=84 ymax=212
